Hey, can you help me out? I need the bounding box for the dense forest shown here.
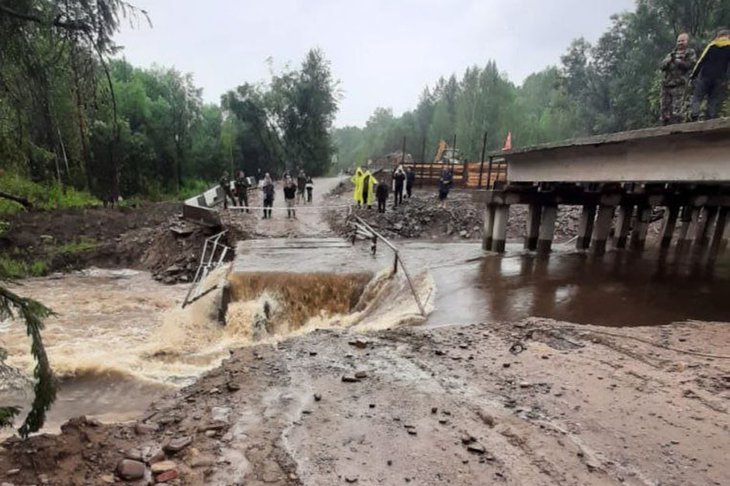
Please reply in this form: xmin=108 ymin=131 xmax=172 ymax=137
xmin=333 ymin=0 xmax=730 ymax=169
xmin=0 ymin=0 xmax=339 ymax=207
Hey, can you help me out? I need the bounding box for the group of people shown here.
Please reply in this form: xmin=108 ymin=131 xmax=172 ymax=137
xmin=661 ymin=29 xmax=730 ymax=124
xmin=352 ymin=164 xmax=454 ymax=213
xmin=219 ymin=170 xmax=251 ymax=211
xmin=220 ymin=169 xmax=314 ymax=219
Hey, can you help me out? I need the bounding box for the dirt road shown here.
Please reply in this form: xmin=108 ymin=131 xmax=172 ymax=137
xmin=230 ymin=177 xmax=346 ymax=239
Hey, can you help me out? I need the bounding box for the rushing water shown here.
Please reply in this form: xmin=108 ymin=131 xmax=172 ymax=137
xmin=1 ymin=243 xmax=729 ymax=434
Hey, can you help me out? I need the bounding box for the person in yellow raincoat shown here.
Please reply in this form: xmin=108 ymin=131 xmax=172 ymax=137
xmin=352 ymin=167 xmax=378 ymax=208
xmin=351 ymin=167 xmax=365 ymax=207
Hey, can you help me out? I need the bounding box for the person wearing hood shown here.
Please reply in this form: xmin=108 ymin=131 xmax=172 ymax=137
xmin=351 ymin=167 xmax=365 ymax=208
xmin=361 ymin=170 xmax=377 ymax=209
xmin=262 ymin=173 xmax=275 ymax=219
xmin=392 ymin=164 xmax=406 ymax=207
xmin=689 ymin=29 xmax=730 ymax=121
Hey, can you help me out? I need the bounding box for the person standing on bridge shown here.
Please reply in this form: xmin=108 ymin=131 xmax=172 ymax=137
xmin=235 ymin=170 xmax=250 ymax=213
xmin=406 ymin=166 xmax=416 ymax=199
xmin=689 ymin=29 xmax=730 ymax=121
xmin=296 ymin=170 xmax=307 ymax=204
xmin=262 ymin=173 xmax=275 ymax=219
xmin=219 ymin=171 xmax=235 ymax=210
xmin=392 ymin=164 xmax=406 ymax=208
xmin=660 ymin=32 xmax=697 ymax=125
xmin=284 ymin=175 xmax=297 ymax=218
xmin=305 ymin=175 xmax=314 ymax=203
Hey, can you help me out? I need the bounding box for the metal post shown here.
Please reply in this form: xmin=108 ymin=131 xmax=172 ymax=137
xmin=486 ymin=156 xmax=494 ymax=190
xmin=401 ymin=136 xmax=406 ymax=166
xmin=452 ymin=133 xmax=457 ymax=166
xmin=420 ymin=136 xmax=426 ymax=188
xmin=477 ymin=131 xmax=487 ymax=189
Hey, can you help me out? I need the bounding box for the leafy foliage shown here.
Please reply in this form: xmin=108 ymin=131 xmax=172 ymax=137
xmin=0 ymin=284 xmax=56 ymax=437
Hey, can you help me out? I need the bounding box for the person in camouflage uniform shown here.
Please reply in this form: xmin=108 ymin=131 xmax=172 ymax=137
xmin=660 ymin=33 xmax=697 ymax=125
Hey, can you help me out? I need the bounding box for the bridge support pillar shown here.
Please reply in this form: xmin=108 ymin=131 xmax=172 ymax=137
xmin=576 ymin=205 xmax=597 ymax=250
xmin=697 ymin=207 xmax=718 ymax=251
xmin=614 ymin=206 xmax=632 ymax=249
xmin=482 ymin=204 xmax=495 ymax=251
xmin=592 ymin=205 xmax=615 ymax=255
xmin=722 ymin=211 xmax=730 ymax=252
xmin=660 ymin=206 xmax=679 ymax=250
xmin=676 ymin=206 xmax=693 ymax=253
xmin=630 ymin=205 xmax=651 ymax=251
xmin=537 ymin=205 xmax=557 ymax=254
xmin=524 ymin=204 xmax=542 ymax=251
xmin=492 ymin=205 xmax=509 ymax=253
xmin=708 ymin=208 xmax=728 ymax=263
xmin=687 ymin=207 xmax=706 ymax=254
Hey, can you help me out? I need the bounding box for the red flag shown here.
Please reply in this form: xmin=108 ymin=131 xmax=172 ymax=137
xmin=502 ymin=131 xmax=512 ymax=151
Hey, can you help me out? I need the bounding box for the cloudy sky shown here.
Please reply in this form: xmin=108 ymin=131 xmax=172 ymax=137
xmin=116 ymin=0 xmax=635 ymax=127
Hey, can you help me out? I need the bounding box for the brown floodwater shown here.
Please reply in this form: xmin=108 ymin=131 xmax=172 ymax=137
xmin=416 ymin=242 xmax=730 ymax=327
xmin=2 ymin=241 xmax=728 ymax=435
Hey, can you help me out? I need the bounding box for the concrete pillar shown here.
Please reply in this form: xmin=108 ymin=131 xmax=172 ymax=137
xmin=576 ymin=205 xmax=597 ymax=250
xmin=614 ymin=206 xmax=633 ymax=249
xmin=491 ymin=205 xmax=509 ymax=253
xmin=722 ymin=211 xmax=730 ymax=252
xmin=630 ymin=206 xmax=651 ymax=251
xmin=675 ymin=206 xmax=693 ymax=253
xmin=524 ymin=204 xmax=542 ymax=251
xmin=697 ymin=207 xmax=718 ymax=249
xmin=708 ymin=208 xmax=728 ymax=263
xmin=660 ymin=206 xmax=679 ymax=250
xmin=687 ymin=207 xmax=704 ymax=252
xmin=592 ymin=205 xmax=615 ymax=255
xmin=482 ymin=205 xmax=496 ymax=251
xmin=536 ymin=205 xmax=557 ymax=255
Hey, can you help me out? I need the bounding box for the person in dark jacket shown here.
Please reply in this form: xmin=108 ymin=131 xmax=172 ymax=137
xmin=392 ymin=165 xmax=406 ymax=207
xmin=376 ymin=179 xmax=389 ymax=213
xmin=284 ymin=175 xmax=297 ymax=218
xmin=438 ymin=168 xmax=453 ymax=208
xmin=305 ymin=176 xmax=314 ymax=203
xmin=262 ymin=173 xmax=275 ymax=219
xmin=234 ymin=170 xmax=250 ymax=213
xmin=296 ymin=170 xmax=307 ymax=204
xmin=405 ymin=167 xmax=416 ymax=198
xmin=219 ymin=171 xmax=235 ymax=209
xmin=689 ymin=29 xmax=730 ymax=121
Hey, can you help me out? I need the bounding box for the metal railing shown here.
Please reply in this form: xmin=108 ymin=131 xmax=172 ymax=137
xmin=350 ymin=215 xmax=426 ymax=316
xmin=182 ymin=230 xmax=231 ymax=308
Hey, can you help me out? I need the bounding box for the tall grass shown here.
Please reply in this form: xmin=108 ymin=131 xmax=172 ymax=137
xmin=0 ymin=172 xmax=100 ymax=215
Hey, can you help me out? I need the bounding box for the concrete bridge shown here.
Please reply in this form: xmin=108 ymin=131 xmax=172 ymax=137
xmin=476 ymin=118 xmax=730 ymax=261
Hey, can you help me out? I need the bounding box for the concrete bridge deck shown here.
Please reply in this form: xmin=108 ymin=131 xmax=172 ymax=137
xmin=501 ymin=118 xmax=730 ymax=183
xmin=475 ymin=118 xmax=730 ymax=260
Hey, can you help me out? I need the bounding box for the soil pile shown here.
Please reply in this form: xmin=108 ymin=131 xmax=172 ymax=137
xmin=327 ymin=185 xmax=584 ymax=242
xmin=0 ymin=203 xmax=248 ymax=283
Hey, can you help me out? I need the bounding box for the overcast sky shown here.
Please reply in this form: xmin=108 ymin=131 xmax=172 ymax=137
xmin=116 ymin=0 xmax=635 ymax=127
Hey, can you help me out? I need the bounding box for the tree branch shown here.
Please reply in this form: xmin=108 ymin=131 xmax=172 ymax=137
xmin=0 ymin=3 xmax=89 ymax=31
xmin=0 ymin=191 xmax=33 ymax=209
